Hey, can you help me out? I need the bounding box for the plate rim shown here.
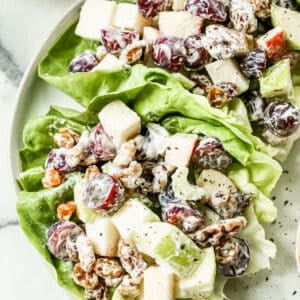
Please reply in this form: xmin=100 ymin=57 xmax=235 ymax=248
xmin=9 ymin=0 xmax=84 ymax=196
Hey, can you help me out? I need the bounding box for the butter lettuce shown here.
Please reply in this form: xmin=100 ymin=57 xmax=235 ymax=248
xmin=17 ymin=174 xmax=85 ymax=300
xmin=162 ymin=116 xmax=282 ymax=196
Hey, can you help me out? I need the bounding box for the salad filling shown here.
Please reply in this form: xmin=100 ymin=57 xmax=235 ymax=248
xmin=17 ymin=0 xmax=300 ymax=299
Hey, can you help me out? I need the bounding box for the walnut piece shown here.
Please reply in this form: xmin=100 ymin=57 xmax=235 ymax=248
xmin=42 ymin=168 xmax=64 ymax=188
xmin=54 ymin=127 xmax=80 ymax=148
xmin=76 ymin=235 xmax=96 ymax=272
xmin=189 ymin=216 xmax=247 ymax=247
xmin=94 ymin=258 xmax=124 ymax=287
xmin=73 ymin=263 xmax=99 ymax=290
xmin=57 ymin=201 xmax=76 ymax=222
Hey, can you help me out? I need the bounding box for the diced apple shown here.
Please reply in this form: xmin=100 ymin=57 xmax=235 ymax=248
xmin=257 ymin=26 xmax=286 ymax=60
xmin=143 ymin=266 xmax=175 ymax=300
xmin=112 ymin=197 xmax=160 ymax=246
xmin=164 ymin=133 xmax=198 ymax=168
xmin=158 ymin=11 xmax=203 ymax=38
xmin=271 ymin=4 xmax=300 ymax=50
xmin=172 ymin=0 xmax=187 ymax=11
xmin=205 ymin=59 xmax=250 ymax=95
xmin=133 ymin=222 xmax=202 ymax=277
xmin=143 ymin=27 xmax=163 ymax=45
xmin=259 ymin=58 xmax=294 ymax=99
xmin=113 ymin=3 xmax=152 ymax=33
xmin=75 ymin=0 xmax=117 ymax=40
xmin=197 ymin=169 xmax=238 ymax=197
xmin=85 ymin=216 xmax=120 ymax=257
xmin=175 ymin=247 xmax=216 ymax=300
xmin=98 ymin=100 xmax=141 ymax=148
xmin=92 ymin=54 xmax=124 ymax=71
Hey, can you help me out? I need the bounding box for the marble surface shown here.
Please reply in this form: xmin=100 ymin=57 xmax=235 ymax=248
xmin=0 ymin=1 xmax=75 ymax=299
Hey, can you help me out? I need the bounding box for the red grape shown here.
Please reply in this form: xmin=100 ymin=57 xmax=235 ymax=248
xmin=192 ymin=136 xmax=232 ymax=170
xmin=185 ymin=0 xmax=228 ymax=22
xmin=216 ymin=237 xmax=250 ymax=277
xmin=89 ymin=123 xmax=116 ymax=161
xmin=137 ymin=0 xmax=170 ymax=18
xmin=68 ymin=51 xmax=98 ymax=73
xmin=163 ymin=203 xmax=205 ymax=233
xmin=183 ymin=34 xmax=211 ymax=70
xmin=47 ymin=221 xmax=84 ymax=260
xmin=243 ymin=91 xmax=265 ymax=122
xmin=240 ymin=48 xmax=267 ymax=78
xmin=83 ymin=173 xmax=125 ymax=213
xmin=264 ymin=102 xmax=300 ymax=137
xmin=100 ymin=27 xmax=139 ymax=55
xmin=45 ymin=148 xmax=74 ymax=173
xmin=152 ymin=36 xmax=186 ymax=72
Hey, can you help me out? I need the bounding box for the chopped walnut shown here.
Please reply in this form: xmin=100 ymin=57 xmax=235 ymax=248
xmin=115 ymin=161 xmax=143 ymax=190
xmin=73 ymin=263 xmax=99 ymax=290
xmin=85 ymin=282 xmax=107 ymax=300
xmin=94 ymin=258 xmax=124 ymax=287
xmin=202 ymin=25 xmax=249 ymax=60
xmin=66 ymin=235 xmax=79 ymax=262
xmin=76 ymin=235 xmax=96 ymax=272
xmin=215 ymin=236 xmax=241 ymax=265
xmin=152 ymin=163 xmax=176 ymax=193
xmin=80 ymin=153 xmax=99 ymax=167
xmin=229 ymin=0 xmax=257 ymax=33
xmin=54 ymin=127 xmax=80 ymax=148
xmin=57 ymin=201 xmax=76 ymax=221
xmin=118 ymin=240 xmax=147 ymax=281
xmin=114 ymin=140 xmax=137 ymax=167
xmin=118 ymin=275 xmax=141 ymax=299
xmin=66 ymin=130 xmax=90 ymax=168
xmin=42 ymin=168 xmax=64 ymax=188
xmin=208 ymin=82 xmax=238 ymax=108
xmin=253 ymin=0 xmax=271 ymax=19
xmin=208 ymin=85 xmax=230 ymax=108
xmin=189 ymin=216 xmax=247 ymax=247
xmin=85 ymin=165 xmax=101 ymax=180
xmin=120 ymin=41 xmax=147 ymax=65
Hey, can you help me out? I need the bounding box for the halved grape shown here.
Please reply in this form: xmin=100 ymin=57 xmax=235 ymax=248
xmin=83 ymin=173 xmax=125 ymax=213
xmin=47 ymin=221 xmax=84 ymax=260
xmin=152 ymin=36 xmax=186 ymax=72
xmin=240 ymin=48 xmax=267 ymax=78
xmin=264 ymin=102 xmax=300 ymax=137
xmin=137 ymin=0 xmax=170 ymax=18
xmin=216 ymin=237 xmax=250 ymax=277
xmin=185 ymin=0 xmax=228 ymax=22
xmin=192 ymin=136 xmax=232 ymax=170
xmin=68 ymin=51 xmax=98 ymax=73
xmin=89 ymin=123 xmax=116 ymax=161
xmin=183 ymin=34 xmax=211 ymax=70
xmin=163 ymin=203 xmax=205 ymax=233
xmin=100 ymin=27 xmax=139 ymax=54
xmin=243 ymin=90 xmax=265 ymax=122
xmin=45 ymin=148 xmax=74 ymax=173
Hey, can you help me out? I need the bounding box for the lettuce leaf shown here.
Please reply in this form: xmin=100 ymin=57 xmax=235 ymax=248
xmin=16 ymin=174 xmax=85 ymax=300
xmin=162 ymin=116 xmax=282 ymax=196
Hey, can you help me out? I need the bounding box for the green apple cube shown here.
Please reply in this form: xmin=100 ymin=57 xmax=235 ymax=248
xmin=259 ymin=59 xmax=294 ymax=99
xmin=74 ymin=179 xmax=102 ymax=223
xmin=112 ymin=198 xmax=160 ymax=246
xmin=175 ymin=247 xmax=216 ymax=300
xmin=271 ymin=4 xmax=300 ymax=50
xmin=133 ymin=222 xmax=202 ymax=277
xmin=205 ymin=59 xmax=250 ymax=95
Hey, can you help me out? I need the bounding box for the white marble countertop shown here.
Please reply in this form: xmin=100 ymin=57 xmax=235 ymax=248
xmin=0 ymin=1 xmax=76 ymax=299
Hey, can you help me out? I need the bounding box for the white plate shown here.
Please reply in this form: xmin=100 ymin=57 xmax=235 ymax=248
xmin=9 ymin=1 xmax=300 ymax=299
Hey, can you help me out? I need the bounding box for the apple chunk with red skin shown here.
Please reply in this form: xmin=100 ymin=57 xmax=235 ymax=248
xmin=257 ymin=26 xmax=286 ymax=60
